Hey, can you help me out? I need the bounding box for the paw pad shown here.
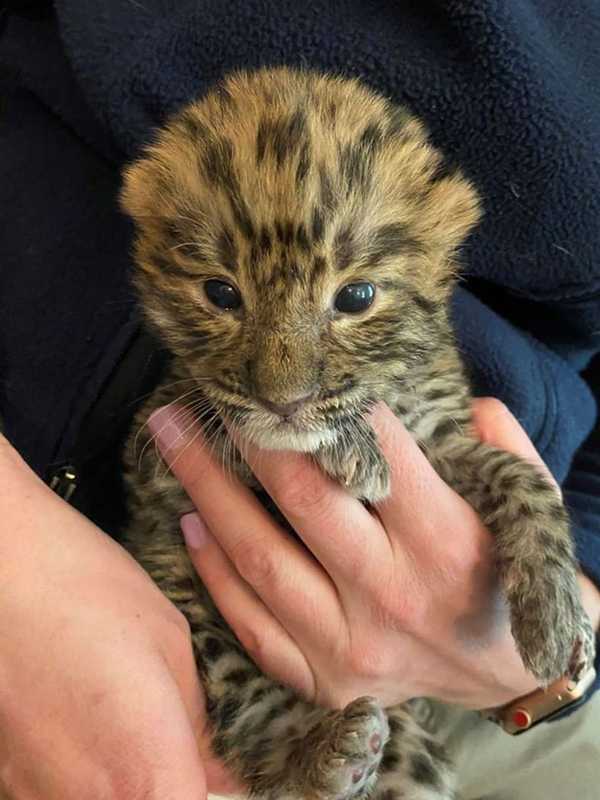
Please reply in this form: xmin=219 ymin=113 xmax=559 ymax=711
xmin=351 ymin=768 xmax=364 ymax=784
xmin=325 ymin=697 xmax=390 ymax=799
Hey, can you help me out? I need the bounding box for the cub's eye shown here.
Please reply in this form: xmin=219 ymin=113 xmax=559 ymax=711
xmin=204 ymin=279 xmax=242 ymax=311
xmin=334 ymin=282 xmax=375 ymax=314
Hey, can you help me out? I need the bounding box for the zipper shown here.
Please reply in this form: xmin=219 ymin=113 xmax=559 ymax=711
xmin=49 ymin=464 xmax=78 ymax=503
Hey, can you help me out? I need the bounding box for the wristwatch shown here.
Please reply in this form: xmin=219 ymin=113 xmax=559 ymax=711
xmin=484 ymin=665 xmax=597 ymax=735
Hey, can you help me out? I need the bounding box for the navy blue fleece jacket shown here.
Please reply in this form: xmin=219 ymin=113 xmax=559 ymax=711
xmin=1 ymin=0 xmax=599 ymax=701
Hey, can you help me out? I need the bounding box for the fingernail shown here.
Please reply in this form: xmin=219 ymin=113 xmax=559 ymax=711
xmin=181 ymin=513 xmax=211 ymax=550
xmin=148 ymin=406 xmax=191 ymax=455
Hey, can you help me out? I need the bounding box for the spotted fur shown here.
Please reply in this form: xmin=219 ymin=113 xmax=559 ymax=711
xmin=121 ymin=68 xmax=595 ymax=800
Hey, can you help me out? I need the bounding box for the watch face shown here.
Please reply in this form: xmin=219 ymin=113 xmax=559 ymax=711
xmin=495 ymin=666 xmax=597 ymax=735
xmin=509 ymin=695 xmax=585 ymax=735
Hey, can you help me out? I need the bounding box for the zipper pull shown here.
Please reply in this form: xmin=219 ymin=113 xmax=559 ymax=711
xmin=49 ymin=464 xmax=78 ymax=503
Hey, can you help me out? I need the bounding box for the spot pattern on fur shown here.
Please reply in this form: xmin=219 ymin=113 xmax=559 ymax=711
xmin=121 ymin=67 xmax=594 ymax=800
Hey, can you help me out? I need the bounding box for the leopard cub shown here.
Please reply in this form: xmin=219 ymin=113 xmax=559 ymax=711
xmin=121 ymin=67 xmax=595 ymax=800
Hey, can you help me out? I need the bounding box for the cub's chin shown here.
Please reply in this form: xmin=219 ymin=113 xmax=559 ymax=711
xmin=239 ymin=421 xmax=336 ymax=453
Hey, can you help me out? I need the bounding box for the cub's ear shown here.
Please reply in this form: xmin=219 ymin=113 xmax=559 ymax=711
xmin=120 ymin=124 xmax=206 ymax=232
xmin=120 ymin=158 xmax=158 ymax=226
xmin=121 ymin=131 xmax=180 ymax=227
xmin=418 ymin=170 xmax=482 ymax=261
xmin=381 ymin=110 xmax=482 ymax=271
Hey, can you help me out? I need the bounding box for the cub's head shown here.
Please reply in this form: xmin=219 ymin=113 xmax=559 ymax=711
xmin=121 ymin=67 xmax=480 ymax=452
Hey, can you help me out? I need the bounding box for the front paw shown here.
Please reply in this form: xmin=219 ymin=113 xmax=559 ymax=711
xmin=305 ymin=697 xmax=390 ymax=800
xmin=316 ymin=427 xmax=390 ymax=503
xmin=508 ymin=568 xmax=596 ymax=684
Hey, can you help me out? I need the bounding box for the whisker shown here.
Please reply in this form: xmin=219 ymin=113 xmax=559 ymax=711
xmin=169 ymin=241 xmax=204 ymax=253
xmin=147 ymin=402 xmax=207 ymax=478
xmin=155 ymin=401 xmax=215 ymax=479
xmin=134 ymin=383 xmax=207 ymax=464
xmin=137 ymin=391 xmax=210 ymax=471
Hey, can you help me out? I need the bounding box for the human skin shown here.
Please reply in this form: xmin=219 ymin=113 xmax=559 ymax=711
xmin=0 ymin=434 xmax=236 ymax=799
xmin=1 ymin=400 xmax=598 ymax=798
xmin=150 ymin=398 xmax=600 ymax=711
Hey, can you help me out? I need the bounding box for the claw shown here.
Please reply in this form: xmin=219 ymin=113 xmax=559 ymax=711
xmin=342 ymin=455 xmax=359 ymax=487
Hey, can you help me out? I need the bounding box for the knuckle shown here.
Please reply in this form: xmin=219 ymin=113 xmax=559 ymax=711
xmin=344 ymin=549 xmax=376 ymax=586
xmin=371 ymin=572 xmax=425 ymax=634
xmin=176 ymin=456 xmax=208 ymax=495
xmin=166 ymin=606 xmax=193 ymax=643
xmin=158 ymin=609 xmax=194 ymax=668
xmin=347 ymin=643 xmax=387 ymax=681
xmin=274 ymin=466 xmax=331 ymax=517
xmin=231 ymin=535 xmax=277 ymax=588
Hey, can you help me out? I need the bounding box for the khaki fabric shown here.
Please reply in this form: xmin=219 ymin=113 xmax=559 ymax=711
xmin=431 ymin=693 xmax=600 ymax=800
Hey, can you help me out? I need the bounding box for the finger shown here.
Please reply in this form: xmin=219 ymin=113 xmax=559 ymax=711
xmin=368 ymin=403 xmax=463 ymax=540
xmin=180 ymin=512 xmax=317 ymax=699
xmin=471 ymin=398 xmax=559 ymax=491
xmin=148 ymin=407 xmax=341 ymax=643
xmin=225 ymin=424 xmax=392 ymax=587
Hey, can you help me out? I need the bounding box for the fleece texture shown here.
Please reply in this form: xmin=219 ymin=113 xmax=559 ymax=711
xmin=1 ymin=0 xmax=599 ymax=699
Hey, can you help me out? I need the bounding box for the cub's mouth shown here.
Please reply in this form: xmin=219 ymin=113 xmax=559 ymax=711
xmin=200 ymin=379 xmax=368 ymax=454
xmin=241 ymin=423 xmax=336 ymax=453
xmin=222 ymin=396 xmax=341 ymax=454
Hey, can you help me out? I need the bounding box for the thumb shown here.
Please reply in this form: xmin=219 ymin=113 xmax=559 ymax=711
xmin=471 ymin=398 xmax=559 ymax=493
xmin=142 ymin=667 xmax=209 ymax=800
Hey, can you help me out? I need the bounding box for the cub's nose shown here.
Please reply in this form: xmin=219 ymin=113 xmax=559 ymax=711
xmin=259 ymin=390 xmax=317 ymax=418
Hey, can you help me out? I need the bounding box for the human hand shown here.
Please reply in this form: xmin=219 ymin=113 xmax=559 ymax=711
xmin=150 ymin=399 xmax=600 ymax=712
xmin=0 ymin=435 xmax=238 ymax=799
